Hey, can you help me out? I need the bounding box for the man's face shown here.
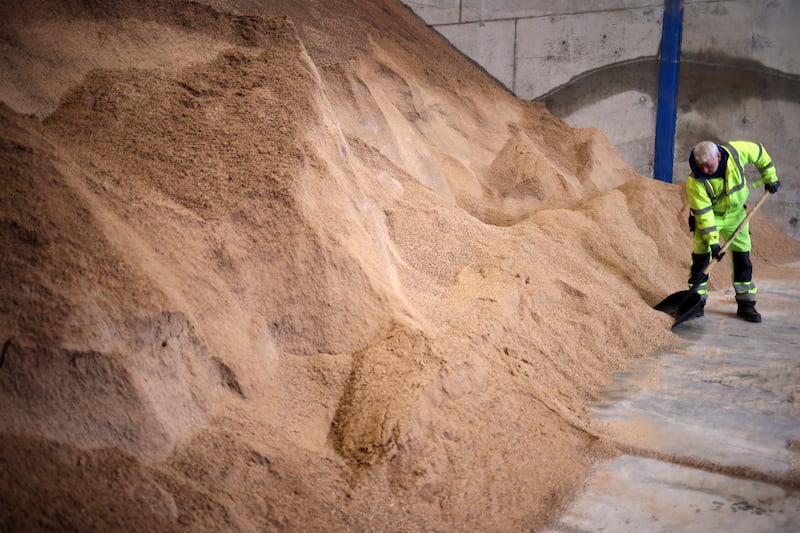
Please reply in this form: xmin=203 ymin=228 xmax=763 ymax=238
xmin=696 ymin=151 xmax=722 ymax=175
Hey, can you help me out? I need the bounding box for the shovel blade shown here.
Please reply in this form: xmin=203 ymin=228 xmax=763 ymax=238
xmin=654 ymin=290 xmax=704 ymax=328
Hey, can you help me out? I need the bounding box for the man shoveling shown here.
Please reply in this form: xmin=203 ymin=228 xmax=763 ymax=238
xmin=684 ymin=140 xmax=781 ymax=322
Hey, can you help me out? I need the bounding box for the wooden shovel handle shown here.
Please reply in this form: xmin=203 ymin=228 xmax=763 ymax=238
xmin=702 ymin=189 xmax=771 ymax=276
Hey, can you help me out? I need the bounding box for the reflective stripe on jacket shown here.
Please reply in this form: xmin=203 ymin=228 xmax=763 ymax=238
xmin=686 ymin=141 xmax=778 ymax=245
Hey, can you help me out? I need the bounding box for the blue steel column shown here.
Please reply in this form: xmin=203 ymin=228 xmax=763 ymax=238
xmin=653 ymin=0 xmax=684 ymax=183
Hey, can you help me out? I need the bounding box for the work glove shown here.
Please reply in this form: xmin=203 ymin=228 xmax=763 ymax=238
xmin=688 ymin=214 xmax=695 ymax=232
xmin=710 ymin=243 xmax=725 ymax=262
xmin=765 ymin=180 xmax=780 ymax=194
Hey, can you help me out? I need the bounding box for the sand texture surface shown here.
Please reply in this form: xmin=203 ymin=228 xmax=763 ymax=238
xmin=2 ymin=1 xmax=799 ymax=531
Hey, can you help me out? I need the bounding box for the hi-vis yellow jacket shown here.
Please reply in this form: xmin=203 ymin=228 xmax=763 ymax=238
xmin=686 ymin=141 xmax=778 ymax=246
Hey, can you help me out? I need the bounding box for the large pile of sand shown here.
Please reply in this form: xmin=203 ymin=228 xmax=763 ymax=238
xmin=2 ymin=1 xmax=798 ymax=530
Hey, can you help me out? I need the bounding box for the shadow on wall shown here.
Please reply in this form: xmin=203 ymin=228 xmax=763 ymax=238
xmin=539 ymin=54 xmax=800 ymax=240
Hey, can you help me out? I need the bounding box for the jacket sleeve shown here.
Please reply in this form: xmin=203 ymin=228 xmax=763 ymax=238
xmin=728 ymin=140 xmax=778 ymax=185
xmin=686 ymin=177 xmax=719 ymax=246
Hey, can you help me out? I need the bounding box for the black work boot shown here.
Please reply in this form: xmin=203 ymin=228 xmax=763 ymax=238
xmin=737 ymin=301 xmax=762 ymax=323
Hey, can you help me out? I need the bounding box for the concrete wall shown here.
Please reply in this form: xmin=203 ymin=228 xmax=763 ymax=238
xmin=401 ymin=0 xmax=800 ymax=239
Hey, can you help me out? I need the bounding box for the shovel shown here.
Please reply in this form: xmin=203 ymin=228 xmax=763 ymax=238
xmin=655 ymin=188 xmax=771 ymax=328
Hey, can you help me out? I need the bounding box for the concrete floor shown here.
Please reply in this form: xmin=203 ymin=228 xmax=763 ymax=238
xmin=548 ymin=274 xmax=800 ymax=532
